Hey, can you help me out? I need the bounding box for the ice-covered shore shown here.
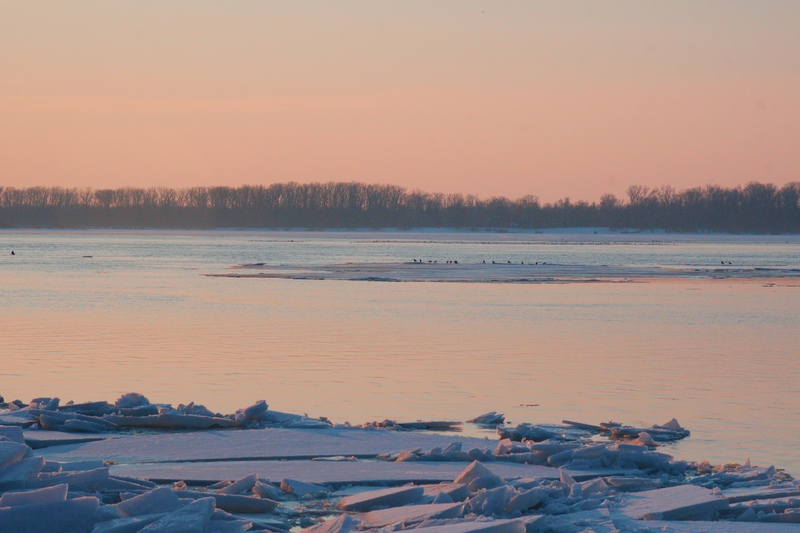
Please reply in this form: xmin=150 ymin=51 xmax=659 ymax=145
xmin=2 ymin=394 xmax=800 ymax=532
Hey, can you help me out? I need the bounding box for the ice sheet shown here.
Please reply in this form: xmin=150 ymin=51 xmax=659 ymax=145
xmin=23 ymin=430 xmax=110 ymax=449
xmin=39 ymin=427 xmax=494 ymax=463
xmin=617 ymin=484 xmax=729 ymax=521
xmin=109 ymin=459 xmax=628 ymax=486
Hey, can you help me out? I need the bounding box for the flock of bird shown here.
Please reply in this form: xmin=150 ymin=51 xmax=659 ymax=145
xmin=411 ymin=259 xmax=546 ymax=265
xmin=411 ymin=258 xmax=736 ymax=266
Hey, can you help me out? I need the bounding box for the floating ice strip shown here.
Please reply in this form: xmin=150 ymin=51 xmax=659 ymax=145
xmin=209 ymin=262 xmax=800 ymax=283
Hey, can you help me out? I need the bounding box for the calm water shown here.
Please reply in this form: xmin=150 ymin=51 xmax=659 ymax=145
xmin=1 ymin=229 xmax=799 ymax=475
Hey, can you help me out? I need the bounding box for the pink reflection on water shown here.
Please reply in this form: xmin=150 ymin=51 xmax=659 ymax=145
xmin=3 ymin=261 xmax=799 ymax=474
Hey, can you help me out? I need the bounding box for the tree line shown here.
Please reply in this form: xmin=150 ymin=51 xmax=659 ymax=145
xmin=0 ymin=181 xmax=798 ymax=233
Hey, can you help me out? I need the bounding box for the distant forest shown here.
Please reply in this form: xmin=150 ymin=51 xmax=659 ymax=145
xmin=1 ymin=181 xmax=799 ymax=233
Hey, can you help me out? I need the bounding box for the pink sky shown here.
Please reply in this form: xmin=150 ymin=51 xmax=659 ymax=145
xmin=2 ymin=2 xmax=799 ymax=203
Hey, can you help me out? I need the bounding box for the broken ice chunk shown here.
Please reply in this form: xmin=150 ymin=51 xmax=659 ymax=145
xmin=559 ymin=469 xmax=577 ymax=488
xmin=0 ymin=456 xmax=45 ymax=490
xmin=138 ymin=497 xmax=215 ymax=532
xmin=280 ymin=479 xmax=330 ymax=498
xmin=723 ymin=484 xmax=800 ymax=504
xmin=432 ymin=492 xmax=455 ymax=504
xmin=103 ymin=413 xmax=240 ymax=430
xmin=301 ymin=513 xmax=360 ymax=533
xmin=469 ymin=475 xmax=506 ymax=492
xmin=605 ymin=476 xmax=662 ymax=492
xmin=28 ymin=466 xmax=110 ymax=491
xmin=611 ymin=421 xmax=690 ymax=442
xmin=497 ymin=424 xmax=557 ymax=442
xmin=454 ymin=461 xmax=503 ymax=487
xmin=0 ymin=483 xmax=67 ymax=508
xmin=209 ymin=508 xmax=253 ymax=533
xmin=631 ymin=431 xmax=659 ymax=448
xmin=0 ymin=427 xmax=25 ymax=444
xmin=173 ymin=490 xmax=278 ymax=514
xmin=58 ymin=400 xmax=112 ymax=416
xmin=115 ymin=393 xmax=150 ymax=409
xmin=91 ymin=513 xmax=165 ymax=533
xmin=619 ymin=484 xmax=729 ymax=521
xmin=468 ymin=485 xmax=516 ymax=516
xmin=33 ymin=410 xmax=121 ymax=432
xmin=176 ymin=402 xmax=217 ymax=418
xmin=0 ymin=441 xmax=29 ymax=469
xmin=358 ymin=502 xmax=465 ymax=528
xmin=338 ymin=485 xmax=424 ymax=512
xmin=115 ymin=487 xmax=183 ymax=517
xmin=215 ymin=473 xmax=257 ymax=495
xmin=0 ymin=410 xmax=37 ymax=428
xmin=577 ymin=477 xmax=609 ymax=496
xmin=423 ymin=483 xmax=470 ymax=503
xmin=661 ymin=418 xmax=685 ymax=432
xmin=242 ymin=401 xmax=269 ymax=422
xmin=504 ymin=488 xmax=547 ymax=514
xmin=0 ymin=496 xmax=99 ymax=532
xmin=253 ymin=480 xmax=285 ymax=500
xmin=116 ymin=404 xmax=159 ymax=417
xmin=494 ymin=439 xmax=529 ymax=456
xmin=283 ymin=418 xmax=333 ymax=429
xmin=467 ymin=412 xmax=506 ymax=425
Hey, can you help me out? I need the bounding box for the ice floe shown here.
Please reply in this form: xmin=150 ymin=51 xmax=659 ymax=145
xmin=2 ymin=393 xmax=800 ymax=532
xmin=211 ymin=261 xmax=800 ymax=284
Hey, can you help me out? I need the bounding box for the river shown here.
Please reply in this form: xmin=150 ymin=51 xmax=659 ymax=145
xmin=1 ymin=229 xmax=798 ymax=475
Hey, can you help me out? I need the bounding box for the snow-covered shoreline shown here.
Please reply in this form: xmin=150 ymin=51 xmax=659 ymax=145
xmin=2 ymin=394 xmax=799 ymax=532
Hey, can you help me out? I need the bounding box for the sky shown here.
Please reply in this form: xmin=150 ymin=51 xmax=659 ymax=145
xmin=1 ymin=1 xmax=799 ymax=203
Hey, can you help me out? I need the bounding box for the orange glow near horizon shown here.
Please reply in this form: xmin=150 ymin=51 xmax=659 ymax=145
xmin=1 ymin=2 xmax=799 ymax=203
